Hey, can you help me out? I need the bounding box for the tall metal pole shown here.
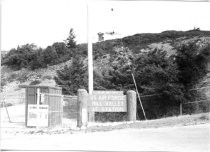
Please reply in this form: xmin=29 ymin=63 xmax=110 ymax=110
xmin=87 ymin=4 xmax=94 ymax=122
xmin=0 ymin=1 xmax=2 ymax=90
xmin=87 ymin=4 xmax=93 ymax=95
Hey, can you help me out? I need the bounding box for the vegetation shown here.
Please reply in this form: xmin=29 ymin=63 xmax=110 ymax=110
xmin=55 ymin=41 xmax=210 ymax=119
xmin=2 ymin=30 xmax=210 ymax=71
xmin=54 ymin=56 xmax=88 ymax=95
xmin=30 ymin=80 xmax=42 ymax=85
xmin=176 ymin=42 xmax=210 ymax=90
xmin=65 ymin=28 xmax=76 ymax=49
xmin=1 ymin=29 xmax=77 ymax=70
xmin=1 ymin=29 xmax=210 ymax=120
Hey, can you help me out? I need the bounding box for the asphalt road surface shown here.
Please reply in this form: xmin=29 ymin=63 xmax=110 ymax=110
xmin=1 ymin=124 xmax=209 ymax=152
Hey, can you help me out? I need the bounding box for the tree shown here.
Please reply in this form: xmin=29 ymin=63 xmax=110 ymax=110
xmin=52 ymin=42 xmax=68 ymax=57
xmin=2 ymin=44 xmax=38 ymax=70
xmin=107 ymin=47 xmax=134 ymax=90
xmin=42 ymin=46 xmax=58 ymax=65
xmin=28 ymin=48 xmax=46 ymax=70
xmin=134 ymin=49 xmax=185 ymax=118
xmin=93 ymin=47 xmax=135 ymax=91
xmin=134 ymin=49 xmax=181 ymax=95
xmin=176 ymin=42 xmax=210 ymax=90
xmin=54 ymin=56 xmax=88 ymax=95
xmin=66 ymin=28 xmax=76 ymax=49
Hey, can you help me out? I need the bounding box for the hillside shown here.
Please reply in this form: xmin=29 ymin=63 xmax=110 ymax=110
xmin=1 ymin=30 xmax=210 ymax=107
xmin=0 ymin=60 xmax=71 ymax=106
xmin=92 ymin=30 xmax=210 ymax=56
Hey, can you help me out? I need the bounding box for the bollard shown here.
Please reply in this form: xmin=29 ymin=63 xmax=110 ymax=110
xmin=77 ymin=89 xmax=88 ymax=128
xmin=127 ymin=90 xmax=137 ymax=121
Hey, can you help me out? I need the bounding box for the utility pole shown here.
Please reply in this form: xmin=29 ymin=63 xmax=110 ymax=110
xmin=87 ymin=4 xmax=94 ymax=121
xmin=87 ymin=4 xmax=93 ymax=95
xmin=0 ymin=2 xmax=2 ymax=89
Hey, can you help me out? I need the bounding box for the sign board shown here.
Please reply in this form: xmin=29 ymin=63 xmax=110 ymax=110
xmin=27 ymin=104 xmax=48 ymax=127
xmin=90 ymin=91 xmax=127 ymax=112
xmin=40 ymin=93 xmax=45 ymax=104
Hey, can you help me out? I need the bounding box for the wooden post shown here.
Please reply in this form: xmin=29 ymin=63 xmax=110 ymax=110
xmin=180 ymin=103 xmax=182 ymax=116
xmin=77 ymin=89 xmax=88 ymax=128
xmin=127 ymin=90 xmax=137 ymax=121
xmin=25 ymin=88 xmax=28 ymax=127
xmin=195 ymin=102 xmax=200 ymax=114
xmin=36 ymin=88 xmax=40 ymax=129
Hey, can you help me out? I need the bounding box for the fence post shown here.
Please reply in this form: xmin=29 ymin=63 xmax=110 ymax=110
xmin=127 ymin=90 xmax=137 ymax=121
xmin=180 ymin=103 xmax=182 ymax=116
xmin=77 ymin=89 xmax=88 ymax=128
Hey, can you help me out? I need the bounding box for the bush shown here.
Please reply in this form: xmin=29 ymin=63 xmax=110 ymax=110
xmin=1 ymin=78 xmax=7 ymax=92
xmin=30 ymin=80 xmax=42 ymax=85
xmin=0 ymin=102 xmax=13 ymax=108
xmin=42 ymin=75 xmax=52 ymax=80
xmin=54 ymin=56 xmax=88 ymax=95
xmin=176 ymin=42 xmax=210 ymax=89
xmin=16 ymin=70 xmax=30 ymax=83
xmin=95 ymin=112 xmax=127 ymax=122
xmin=2 ymin=44 xmax=39 ymax=70
xmin=7 ymin=73 xmax=18 ymax=82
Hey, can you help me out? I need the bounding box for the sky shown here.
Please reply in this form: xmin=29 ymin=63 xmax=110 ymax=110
xmin=1 ymin=0 xmax=210 ymax=51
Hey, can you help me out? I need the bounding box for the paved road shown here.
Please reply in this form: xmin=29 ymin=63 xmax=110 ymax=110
xmin=1 ymin=124 xmax=209 ymax=152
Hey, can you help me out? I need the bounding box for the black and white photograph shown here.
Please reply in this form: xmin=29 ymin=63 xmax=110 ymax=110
xmin=0 ymin=0 xmax=210 ymax=151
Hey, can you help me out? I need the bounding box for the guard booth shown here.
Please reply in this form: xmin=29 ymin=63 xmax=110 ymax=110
xmin=19 ymin=85 xmax=63 ymax=128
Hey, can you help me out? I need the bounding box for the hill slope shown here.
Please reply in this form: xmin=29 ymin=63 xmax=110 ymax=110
xmin=1 ymin=30 xmax=210 ymax=105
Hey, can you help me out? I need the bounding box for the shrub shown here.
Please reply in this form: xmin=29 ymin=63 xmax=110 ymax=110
xmin=7 ymin=73 xmax=18 ymax=82
xmin=1 ymin=78 xmax=7 ymax=92
xmin=30 ymin=80 xmax=42 ymax=85
xmin=0 ymin=102 xmax=13 ymax=108
xmin=95 ymin=112 xmax=127 ymax=122
xmin=54 ymin=56 xmax=88 ymax=95
xmin=16 ymin=70 xmax=30 ymax=83
xmin=42 ymin=75 xmax=52 ymax=80
xmin=2 ymin=44 xmax=38 ymax=70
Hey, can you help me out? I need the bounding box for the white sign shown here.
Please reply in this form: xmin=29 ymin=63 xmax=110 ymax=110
xmin=90 ymin=92 xmax=127 ymax=112
xmin=27 ymin=104 xmax=48 ymax=127
xmin=40 ymin=93 xmax=45 ymax=104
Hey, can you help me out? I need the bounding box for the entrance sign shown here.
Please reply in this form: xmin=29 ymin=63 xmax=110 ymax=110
xmin=27 ymin=104 xmax=48 ymax=127
xmin=90 ymin=91 xmax=127 ymax=112
xmin=77 ymin=89 xmax=136 ymax=128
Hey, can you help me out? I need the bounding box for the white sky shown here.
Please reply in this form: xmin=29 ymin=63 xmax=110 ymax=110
xmin=1 ymin=0 xmax=210 ymax=51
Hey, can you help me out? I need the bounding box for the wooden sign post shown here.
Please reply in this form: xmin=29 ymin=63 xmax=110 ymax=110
xmin=127 ymin=90 xmax=137 ymax=121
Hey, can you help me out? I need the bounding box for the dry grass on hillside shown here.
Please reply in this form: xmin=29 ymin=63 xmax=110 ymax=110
xmin=1 ymin=60 xmax=72 ymax=105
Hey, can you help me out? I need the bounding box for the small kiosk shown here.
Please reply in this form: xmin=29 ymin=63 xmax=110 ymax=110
xmin=19 ymin=85 xmax=63 ymax=128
